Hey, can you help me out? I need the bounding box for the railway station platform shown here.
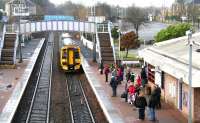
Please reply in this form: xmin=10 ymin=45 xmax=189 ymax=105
xmin=0 ymin=38 xmax=45 ymax=123
xmin=82 ymin=58 xmax=187 ymax=123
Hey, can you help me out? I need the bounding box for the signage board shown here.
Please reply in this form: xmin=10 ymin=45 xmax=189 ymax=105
xmin=44 ymin=15 xmax=74 ymax=21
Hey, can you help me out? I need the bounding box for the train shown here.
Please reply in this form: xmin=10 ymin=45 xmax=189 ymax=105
xmin=60 ymin=33 xmax=82 ymax=72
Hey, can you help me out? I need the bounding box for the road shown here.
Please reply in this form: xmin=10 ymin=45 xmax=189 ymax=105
xmin=138 ymin=22 xmax=169 ymax=41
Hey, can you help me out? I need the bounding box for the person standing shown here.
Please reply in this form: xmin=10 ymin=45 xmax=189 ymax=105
xmin=98 ymin=62 xmax=104 ymax=74
xmin=145 ymin=86 xmax=152 ymax=121
xmin=141 ymin=66 xmax=148 ymax=87
xmin=110 ymin=76 xmax=118 ymax=97
xmin=135 ymin=90 xmax=147 ymax=120
xmin=104 ymin=65 xmax=110 ymax=82
xmin=148 ymin=91 xmax=157 ymax=121
xmin=111 ymin=68 xmax=117 ymax=77
xmin=117 ymin=67 xmax=123 ymax=84
xmin=154 ymin=85 xmax=161 ymax=109
xmin=136 ymin=74 xmax=142 ymax=87
xmin=127 ymin=82 xmax=136 ymax=104
xmin=126 ymin=67 xmax=131 ymax=82
xmin=130 ymin=72 xmax=135 ymax=82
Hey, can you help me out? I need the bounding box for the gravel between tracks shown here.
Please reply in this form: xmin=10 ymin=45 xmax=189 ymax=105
xmin=50 ymin=33 xmax=71 ymax=123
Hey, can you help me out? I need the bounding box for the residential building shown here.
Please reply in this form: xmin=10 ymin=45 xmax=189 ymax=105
xmin=5 ymin=0 xmax=36 ymax=16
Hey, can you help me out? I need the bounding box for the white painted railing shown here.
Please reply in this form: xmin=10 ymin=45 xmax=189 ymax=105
xmin=13 ymin=33 xmax=19 ymax=64
xmin=81 ymin=36 xmax=94 ymax=50
xmin=108 ymin=21 xmax=116 ymax=64
xmin=0 ymin=25 xmax=6 ymax=61
xmin=5 ymin=20 xmax=96 ymax=34
xmin=96 ymin=32 xmax=102 ymax=63
xmin=97 ymin=23 xmax=108 ymax=33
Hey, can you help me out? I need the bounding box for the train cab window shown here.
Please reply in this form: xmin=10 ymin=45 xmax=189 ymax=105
xmin=74 ymin=49 xmax=80 ymax=58
xmin=62 ymin=50 xmax=67 ymax=58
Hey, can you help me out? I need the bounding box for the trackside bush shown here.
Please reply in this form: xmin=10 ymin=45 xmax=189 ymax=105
xmin=155 ymin=23 xmax=191 ymax=42
xmin=111 ymin=27 xmax=119 ymax=40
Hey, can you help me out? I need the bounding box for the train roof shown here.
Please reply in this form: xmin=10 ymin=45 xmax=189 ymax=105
xmin=62 ymin=38 xmax=74 ymax=45
xmin=61 ymin=33 xmax=71 ymax=38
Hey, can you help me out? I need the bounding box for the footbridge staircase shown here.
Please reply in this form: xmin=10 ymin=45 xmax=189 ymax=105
xmin=0 ymin=26 xmax=18 ymax=67
xmin=95 ymin=23 xmax=116 ymax=65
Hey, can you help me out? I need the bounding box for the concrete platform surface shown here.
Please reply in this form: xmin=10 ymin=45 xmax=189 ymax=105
xmin=83 ymin=58 xmax=187 ymax=123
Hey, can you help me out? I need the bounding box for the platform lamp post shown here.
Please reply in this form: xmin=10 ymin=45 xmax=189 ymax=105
xmin=186 ymin=30 xmax=193 ymax=123
xmin=192 ymin=0 xmax=195 ymax=27
xmin=92 ymin=0 xmax=96 ymax=62
xmin=117 ymin=29 xmax=121 ymax=62
xmin=18 ymin=0 xmax=23 ymax=63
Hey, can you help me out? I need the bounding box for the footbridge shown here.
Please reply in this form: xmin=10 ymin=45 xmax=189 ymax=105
xmin=1 ymin=20 xmax=116 ymax=66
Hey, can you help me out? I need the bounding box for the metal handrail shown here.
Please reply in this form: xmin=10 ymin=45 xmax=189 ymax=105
xmin=108 ymin=21 xmax=116 ymax=64
xmin=96 ymin=32 xmax=102 ymax=63
xmin=13 ymin=33 xmax=19 ymax=64
xmin=5 ymin=24 xmax=18 ymax=33
xmin=97 ymin=23 xmax=108 ymax=33
xmin=5 ymin=20 xmax=96 ymax=34
xmin=0 ymin=25 xmax=6 ymax=61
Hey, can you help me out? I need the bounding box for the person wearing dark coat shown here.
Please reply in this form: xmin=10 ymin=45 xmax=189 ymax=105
xmin=110 ymin=76 xmax=118 ymax=97
xmin=135 ymin=91 xmax=147 ymax=120
xmin=104 ymin=65 xmax=110 ymax=82
xmin=153 ymin=85 xmax=162 ymax=109
xmin=99 ymin=62 xmax=104 ymax=74
xmin=148 ymin=92 xmax=157 ymax=121
xmin=141 ymin=66 xmax=148 ymax=87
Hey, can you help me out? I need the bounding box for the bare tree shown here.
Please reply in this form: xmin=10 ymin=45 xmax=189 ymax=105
xmin=96 ymin=3 xmax=112 ymax=19
xmin=126 ymin=6 xmax=147 ymax=38
xmin=176 ymin=0 xmax=187 ymax=17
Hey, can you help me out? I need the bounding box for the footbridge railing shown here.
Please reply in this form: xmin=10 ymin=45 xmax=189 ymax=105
xmin=5 ymin=20 xmax=96 ymax=34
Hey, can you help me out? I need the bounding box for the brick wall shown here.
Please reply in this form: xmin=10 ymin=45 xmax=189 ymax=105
xmin=181 ymin=83 xmax=189 ymax=118
xmin=194 ymin=88 xmax=200 ymax=123
xmin=164 ymin=73 xmax=178 ymax=107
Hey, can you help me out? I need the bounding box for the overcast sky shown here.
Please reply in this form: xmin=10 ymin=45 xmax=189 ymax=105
xmin=49 ymin=0 xmax=175 ymax=7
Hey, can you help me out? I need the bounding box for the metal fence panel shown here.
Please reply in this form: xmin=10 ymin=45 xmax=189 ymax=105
xmin=36 ymin=22 xmax=41 ymax=32
xmin=42 ymin=22 xmax=47 ymax=31
xmin=58 ymin=21 xmax=63 ymax=30
xmin=52 ymin=21 xmax=57 ymax=31
xmin=31 ymin=22 xmax=36 ymax=32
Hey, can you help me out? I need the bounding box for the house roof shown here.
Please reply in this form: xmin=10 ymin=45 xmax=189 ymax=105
xmin=139 ymin=32 xmax=200 ymax=87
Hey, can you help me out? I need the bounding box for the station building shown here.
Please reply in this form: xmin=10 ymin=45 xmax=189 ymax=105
xmin=139 ymin=32 xmax=200 ymax=122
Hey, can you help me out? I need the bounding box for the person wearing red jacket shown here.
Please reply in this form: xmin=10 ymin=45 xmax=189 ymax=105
xmin=117 ymin=68 xmax=123 ymax=84
xmin=128 ymin=82 xmax=136 ymax=104
xmin=136 ymin=74 xmax=142 ymax=87
xmin=104 ymin=65 xmax=110 ymax=82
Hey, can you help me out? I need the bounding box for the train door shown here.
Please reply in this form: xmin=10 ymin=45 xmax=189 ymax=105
xmin=68 ymin=48 xmax=74 ymax=65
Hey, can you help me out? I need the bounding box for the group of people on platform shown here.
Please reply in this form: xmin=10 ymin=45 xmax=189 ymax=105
xmin=99 ymin=63 xmax=161 ymax=121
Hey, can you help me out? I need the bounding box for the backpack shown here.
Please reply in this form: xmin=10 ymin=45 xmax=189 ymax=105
xmin=135 ymin=96 xmax=147 ymax=108
xmin=149 ymin=95 xmax=157 ymax=108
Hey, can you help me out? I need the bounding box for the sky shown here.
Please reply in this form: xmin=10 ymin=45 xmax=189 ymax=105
xmin=49 ymin=0 xmax=175 ymax=7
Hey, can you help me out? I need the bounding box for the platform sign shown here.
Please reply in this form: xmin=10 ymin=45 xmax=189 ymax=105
xmin=44 ymin=15 xmax=74 ymax=21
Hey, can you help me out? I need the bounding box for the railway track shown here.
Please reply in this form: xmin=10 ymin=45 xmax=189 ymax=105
xmin=12 ymin=33 xmax=53 ymax=123
xmin=66 ymin=74 xmax=95 ymax=123
xmin=25 ymin=34 xmax=53 ymax=123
